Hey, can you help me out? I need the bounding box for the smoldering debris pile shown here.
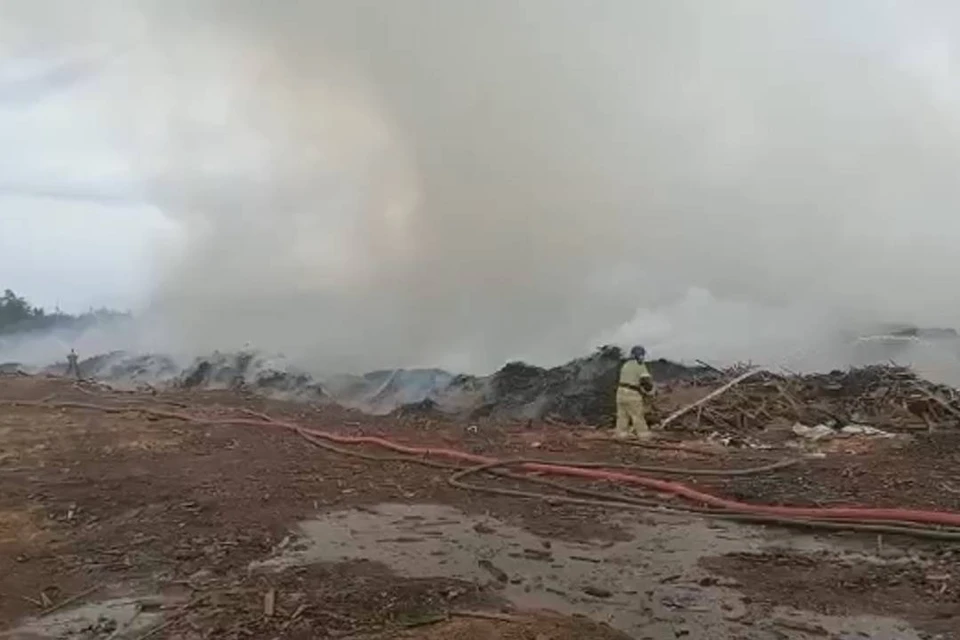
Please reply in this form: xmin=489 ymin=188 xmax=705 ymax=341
xmin=30 ymin=349 xmax=329 ymax=400
xmin=315 ymin=346 xmax=705 ymax=421
xmin=446 ymin=346 xmax=712 ymax=425
xmin=0 ymin=361 xmax=27 ymax=375
xmin=18 ymin=346 xmax=960 ymax=432
xmin=36 ymin=351 xmax=181 ymax=386
xmin=417 ymin=350 xmax=960 ymax=431
xmin=176 ymin=351 xmax=328 ymax=399
xmin=328 ymin=368 xmax=456 ymax=414
xmin=661 ymin=364 xmax=960 ymax=434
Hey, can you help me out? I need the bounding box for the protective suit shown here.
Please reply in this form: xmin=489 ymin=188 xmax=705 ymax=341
xmin=615 ymin=352 xmax=653 ymax=439
xmin=65 ymin=349 xmax=81 ymax=380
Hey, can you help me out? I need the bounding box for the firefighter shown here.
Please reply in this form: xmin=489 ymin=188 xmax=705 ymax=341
xmin=65 ymin=349 xmax=81 ymax=379
xmin=614 ymin=345 xmax=654 ymax=439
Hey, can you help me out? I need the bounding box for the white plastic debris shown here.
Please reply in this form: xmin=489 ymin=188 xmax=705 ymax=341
xmin=839 ymin=424 xmax=894 ymax=438
xmin=792 ymin=422 xmax=894 ymax=441
xmin=792 ymin=423 xmax=836 ymax=441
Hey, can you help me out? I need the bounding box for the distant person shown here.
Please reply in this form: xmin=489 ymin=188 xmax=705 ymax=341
xmin=65 ymin=349 xmax=81 ymax=380
xmin=614 ymin=345 xmax=654 ymax=440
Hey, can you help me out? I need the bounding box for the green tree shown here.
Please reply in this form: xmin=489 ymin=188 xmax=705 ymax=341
xmin=0 ymin=288 xmax=128 ymax=336
xmin=0 ymin=289 xmax=33 ymax=330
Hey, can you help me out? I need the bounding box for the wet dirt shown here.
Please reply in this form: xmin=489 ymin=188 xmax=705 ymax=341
xmin=361 ymin=614 xmax=633 ymax=640
xmin=3 ymin=375 xmax=960 ymax=638
xmin=2 ymin=595 xmax=164 ymax=640
xmin=256 ymin=503 xmax=929 ymax=639
xmin=703 ymin=547 xmax=960 ymax=638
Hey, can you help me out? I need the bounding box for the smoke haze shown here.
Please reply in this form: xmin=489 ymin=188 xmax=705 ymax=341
xmin=5 ymin=1 xmax=960 ymax=374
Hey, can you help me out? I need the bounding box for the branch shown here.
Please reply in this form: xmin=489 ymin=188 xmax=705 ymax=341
xmin=660 ymin=368 xmax=761 ymax=430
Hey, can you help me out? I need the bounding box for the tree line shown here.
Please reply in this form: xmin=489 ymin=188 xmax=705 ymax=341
xmin=0 ymin=289 xmax=126 ymax=335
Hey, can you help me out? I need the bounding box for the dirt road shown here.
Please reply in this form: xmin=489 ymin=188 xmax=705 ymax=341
xmin=1 ymin=375 xmax=958 ymax=639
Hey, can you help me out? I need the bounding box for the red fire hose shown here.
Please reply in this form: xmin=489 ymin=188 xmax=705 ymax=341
xmin=244 ymin=414 xmax=960 ymax=528
xmin=15 ymin=399 xmax=960 ymax=529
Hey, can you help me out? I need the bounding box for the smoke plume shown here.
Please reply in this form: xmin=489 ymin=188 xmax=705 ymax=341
xmin=6 ymin=1 xmax=960 ymax=374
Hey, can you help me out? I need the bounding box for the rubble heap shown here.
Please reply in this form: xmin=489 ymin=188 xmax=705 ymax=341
xmin=661 ymin=364 xmax=960 ymax=433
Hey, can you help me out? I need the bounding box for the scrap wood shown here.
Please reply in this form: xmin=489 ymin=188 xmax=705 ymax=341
xmin=397 ymin=610 xmax=526 ymax=629
xmin=942 ymin=483 xmax=960 ymax=496
xmin=39 ymin=584 xmax=101 ymax=616
xmin=912 ymin=383 xmax=960 ymax=422
xmin=402 ymin=613 xmax=449 ymax=628
xmin=0 ymin=592 xmax=43 ymax=608
xmin=450 ymin=610 xmax=524 ymax=623
xmin=661 ymin=369 xmax=761 ymax=430
xmin=655 ymin=363 xmax=960 ymax=435
xmin=702 ymin=407 xmax=737 ymax=430
xmin=263 ymin=588 xmax=276 ymax=617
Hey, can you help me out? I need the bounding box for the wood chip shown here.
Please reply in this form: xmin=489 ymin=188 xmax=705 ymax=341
xmin=450 ymin=610 xmax=523 ymax=623
xmin=582 ymin=585 xmax=613 ymax=598
xmin=263 ymin=588 xmax=276 ymax=617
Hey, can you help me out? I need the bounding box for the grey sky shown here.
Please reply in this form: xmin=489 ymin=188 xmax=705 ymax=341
xmin=2 ymin=1 xmax=960 ymax=372
xmin=0 ymin=24 xmax=170 ymax=311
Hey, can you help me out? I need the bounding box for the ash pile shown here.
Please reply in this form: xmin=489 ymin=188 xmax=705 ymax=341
xmin=328 ymin=368 xmax=456 ymax=414
xmin=175 ymin=351 xmax=328 ymax=400
xmin=38 ymin=351 xmax=180 ymax=387
xmin=40 ymin=349 xmax=330 ymax=400
xmin=660 ymin=364 xmax=960 ymax=435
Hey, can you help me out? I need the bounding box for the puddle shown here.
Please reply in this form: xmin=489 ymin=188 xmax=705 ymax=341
xmin=1 ymin=596 xmax=163 ymax=640
xmin=254 ymin=503 xmax=924 ymax=639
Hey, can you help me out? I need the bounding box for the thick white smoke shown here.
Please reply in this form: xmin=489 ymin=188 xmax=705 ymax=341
xmin=5 ymin=1 xmax=960 ymax=374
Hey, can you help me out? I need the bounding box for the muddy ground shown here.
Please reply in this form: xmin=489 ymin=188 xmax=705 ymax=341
xmin=1 ymin=375 xmax=959 ymax=639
